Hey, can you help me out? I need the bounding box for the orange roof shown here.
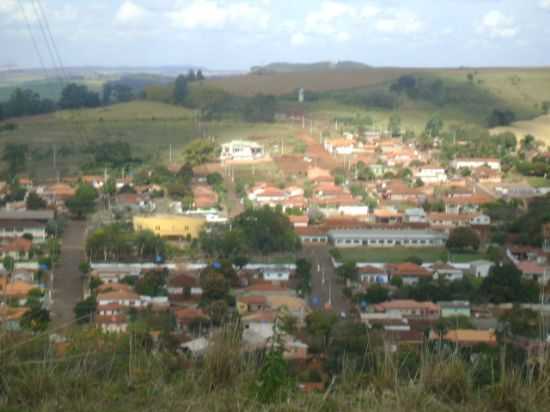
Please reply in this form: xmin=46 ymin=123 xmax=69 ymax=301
xmin=289 ymin=215 xmax=308 ymax=224
xmin=243 ymin=310 xmax=277 ymax=322
xmin=239 ymin=295 xmax=268 ymax=305
xmin=439 ymin=329 xmax=496 ymax=346
xmin=47 ymin=183 xmax=76 ymax=197
xmin=174 ymin=307 xmax=208 ymax=321
xmin=516 ymin=261 xmax=545 ymax=276
xmin=375 ymin=299 xmax=440 ymax=311
xmin=374 ymin=209 xmax=402 ymax=218
xmin=97 ymin=290 xmax=140 ymax=301
xmin=96 ymin=283 xmax=132 ymax=293
xmin=246 ymin=282 xmax=288 ymax=293
xmin=444 ymin=194 xmax=493 ymax=205
xmin=4 ymin=281 xmax=36 ymax=297
xmin=0 ymin=237 xmax=33 ymax=253
xmin=0 ymin=306 xmax=28 ymax=321
xmin=327 ymin=138 xmax=354 ymax=147
xmin=387 ymin=263 xmax=432 ymax=278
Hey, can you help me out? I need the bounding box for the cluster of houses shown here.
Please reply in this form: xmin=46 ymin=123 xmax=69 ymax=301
xmin=90 ymin=262 xmax=310 ymax=359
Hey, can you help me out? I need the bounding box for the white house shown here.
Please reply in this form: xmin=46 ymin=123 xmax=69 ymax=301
xmin=415 ymin=167 xmax=447 ymax=184
xmin=470 ymin=213 xmax=491 ymax=226
xmin=324 ymin=138 xmax=355 ymax=155
xmin=337 ymin=205 xmax=369 ymax=217
xmin=451 ymin=158 xmax=501 ymax=171
xmin=262 ymin=267 xmax=291 ymax=282
xmin=220 ymin=140 xmax=265 ymax=161
xmin=405 ymin=208 xmax=428 ymax=224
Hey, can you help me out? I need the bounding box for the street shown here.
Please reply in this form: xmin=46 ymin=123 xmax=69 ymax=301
xmin=50 ymin=220 xmax=87 ymax=327
xmin=301 ymin=244 xmax=349 ymax=314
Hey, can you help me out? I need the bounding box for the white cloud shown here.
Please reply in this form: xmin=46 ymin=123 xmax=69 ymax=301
xmin=360 ymin=4 xmax=380 ymax=19
xmin=115 ymin=1 xmax=147 ymax=25
xmin=374 ymin=9 xmax=423 ymax=34
xmin=168 ymin=1 xmax=270 ymax=31
xmin=335 ymin=31 xmax=351 ymax=42
xmin=0 ymin=0 xmax=38 ymax=23
xmin=304 ymin=1 xmax=353 ymax=35
xmin=479 ymin=10 xmax=518 ymax=38
xmin=540 ymin=0 xmax=550 ymax=10
xmin=290 ymin=32 xmax=308 ymax=46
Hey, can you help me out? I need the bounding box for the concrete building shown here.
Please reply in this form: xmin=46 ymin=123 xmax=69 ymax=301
xmin=328 ymin=228 xmax=447 ymax=248
xmin=439 ymin=301 xmax=471 ymax=318
xmin=220 ymin=140 xmax=264 ymax=161
xmin=414 ymin=166 xmax=447 ymax=184
xmin=133 ymin=214 xmax=205 ymax=239
xmin=451 ymin=158 xmax=501 ymax=171
xmin=0 ymin=210 xmax=54 ymax=243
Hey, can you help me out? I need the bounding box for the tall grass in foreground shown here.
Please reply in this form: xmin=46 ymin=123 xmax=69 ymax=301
xmin=1 ymin=326 xmax=550 ymax=412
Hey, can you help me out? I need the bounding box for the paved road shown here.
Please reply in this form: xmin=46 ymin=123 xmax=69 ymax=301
xmin=50 ymin=220 xmax=86 ymax=327
xmin=301 ymin=244 xmax=349 ymax=314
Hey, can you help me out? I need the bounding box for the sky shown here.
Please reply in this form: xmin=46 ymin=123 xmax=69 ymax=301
xmin=1 ymin=0 xmax=550 ymax=70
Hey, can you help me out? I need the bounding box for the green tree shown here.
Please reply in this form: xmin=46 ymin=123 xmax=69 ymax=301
xmin=3 ymin=255 xmax=15 ymax=275
xmin=363 ymin=284 xmax=389 ymax=304
xmin=480 ymin=263 xmax=539 ymax=304
xmin=305 ymin=310 xmax=338 ymax=352
xmin=294 ymin=258 xmax=312 ymax=296
xmin=25 ymin=192 xmax=47 ymax=210
xmin=446 ymin=227 xmax=480 ymax=252
xmin=542 ymin=101 xmax=550 ymax=114
xmin=21 ymin=305 xmax=50 ymax=332
xmin=66 ymin=184 xmax=98 ymax=218
xmin=59 ymin=83 xmax=100 ymax=109
xmin=183 ymin=140 xmax=219 ymax=166
xmin=135 ymin=270 xmax=168 ymax=297
xmin=74 ymin=296 xmax=97 ymax=324
xmin=2 ymin=143 xmax=28 ymax=179
xmin=102 ymin=177 xmax=116 ymax=210
xmin=174 ymin=74 xmax=188 ymax=105
xmin=388 ymin=113 xmax=401 ymax=136
xmin=425 ymin=113 xmax=444 ymax=137
xmin=336 ymin=261 xmax=358 ymax=282
xmin=196 ymin=69 xmax=205 ymax=81
xmin=243 ymin=94 xmax=277 ymax=123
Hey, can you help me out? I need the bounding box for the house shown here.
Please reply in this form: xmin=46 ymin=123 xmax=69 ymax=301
xmin=192 ymin=185 xmax=218 ymax=210
xmin=295 ymin=226 xmax=329 ymax=244
xmin=0 ymin=306 xmax=29 ymax=331
xmin=405 ymin=208 xmax=428 ymax=224
xmin=515 ymin=260 xmax=547 ymax=284
xmin=265 ymin=295 xmax=308 ymax=322
xmin=96 ymin=304 xmax=128 ymax=333
xmin=469 ymin=260 xmax=494 ymax=278
xmin=374 ymin=299 xmax=441 ymax=320
xmin=357 ymin=265 xmax=388 ymax=284
xmin=328 ymin=228 xmax=447 ymax=248
xmin=133 ymin=214 xmax=205 ymax=239
xmin=373 ymin=208 xmax=403 ymax=225
xmin=237 ymin=295 xmax=268 ymax=314
xmin=431 ymin=329 xmax=497 ymax=347
xmin=428 ymin=213 xmax=490 ymax=229
xmin=361 ymin=313 xmax=411 ymax=332
xmin=174 ymin=307 xmax=209 ymax=334
xmin=0 ymin=210 xmax=54 ymax=243
xmin=262 ymin=266 xmax=291 ymax=283
xmin=451 ymin=158 xmax=501 ymax=171
xmin=42 ymin=182 xmax=76 ymax=202
xmin=324 ymin=138 xmax=355 ymax=155
xmin=0 ymin=238 xmax=33 ymax=260
xmin=3 ymin=280 xmax=37 ymax=305
xmin=443 ymin=194 xmax=493 ymax=214
xmin=439 ymin=301 xmax=471 ymax=318
xmin=472 ymin=167 xmax=501 ymax=184
xmin=97 ymin=290 xmax=143 ymax=308
xmin=167 ymin=273 xmax=202 ymax=299
xmin=289 ymin=215 xmax=308 ymax=228
xmin=92 ymin=268 xmax=136 ymax=284
xmin=415 ymin=166 xmax=447 ymax=184
xmin=430 ymin=262 xmax=464 ymax=281
xmin=386 ymin=263 xmax=433 ymax=285
xmin=220 ymin=140 xmax=265 ymax=161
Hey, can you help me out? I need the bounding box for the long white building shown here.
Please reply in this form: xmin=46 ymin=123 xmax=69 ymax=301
xmin=220 ymin=140 xmax=265 ymax=161
xmin=451 ymin=158 xmax=501 ymax=171
xmin=328 ymin=228 xmax=447 ymax=248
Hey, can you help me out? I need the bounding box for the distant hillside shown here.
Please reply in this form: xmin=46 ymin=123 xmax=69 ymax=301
xmin=250 ymin=61 xmax=371 ymax=74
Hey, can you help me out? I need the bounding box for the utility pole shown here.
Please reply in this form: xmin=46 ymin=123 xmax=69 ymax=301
xmin=52 ymin=144 xmax=57 ymax=170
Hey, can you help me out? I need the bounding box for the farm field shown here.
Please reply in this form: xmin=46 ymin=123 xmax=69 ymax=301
xmin=335 ymin=247 xmax=486 ymax=264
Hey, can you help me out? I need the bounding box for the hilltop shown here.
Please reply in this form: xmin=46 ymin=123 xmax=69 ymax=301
xmin=250 ymin=60 xmax=371 ymax=74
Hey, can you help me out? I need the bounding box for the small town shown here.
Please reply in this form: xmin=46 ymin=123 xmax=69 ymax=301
xmin=2 ymin=1 xmax=550 ymax=411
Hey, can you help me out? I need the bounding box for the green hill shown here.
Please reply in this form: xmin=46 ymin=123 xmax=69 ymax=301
xmin=250 ymin=60 xmax=371 ymax=73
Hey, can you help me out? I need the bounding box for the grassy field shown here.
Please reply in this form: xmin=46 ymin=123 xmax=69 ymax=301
xmin=0 ymin=100 xmax=302 ymax=181
xmin=491 ymin=113 xmax=550 ymax=146
xmin=336 ymin=247 xmax=485 ymax=264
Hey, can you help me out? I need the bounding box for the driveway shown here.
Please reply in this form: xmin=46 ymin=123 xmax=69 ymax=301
xmin=49 ymin=220 xmax=87 ymax=327
xmin=301 ymin=244 xmax=349 ymax=314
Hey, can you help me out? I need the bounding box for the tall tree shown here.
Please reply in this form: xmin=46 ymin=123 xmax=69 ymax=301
xmin=174 ymin=74 xmax=189 ymax=105
xmin=388 ymin=113 xmax=401 ymax=136
xmin=196 ymin=69 xmax=205 ymax=81
xmin=2 ymin=143 xmax=28 ymax=179
xmin=187 ymin=70 xmax=197 ymax=82
xmin=66 ymin=184 xmax=98 ymax=219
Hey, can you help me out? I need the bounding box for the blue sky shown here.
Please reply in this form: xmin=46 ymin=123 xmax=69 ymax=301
xmin=1 ymin=0 xmax=550 ymax=70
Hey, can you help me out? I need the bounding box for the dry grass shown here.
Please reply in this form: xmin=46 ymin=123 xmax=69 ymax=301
xmin=491 ymin=114 xmax=550 ymax=147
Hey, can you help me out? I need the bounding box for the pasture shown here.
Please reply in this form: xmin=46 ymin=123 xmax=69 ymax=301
xmin=491 ymin=113 xmax=550 ymax=146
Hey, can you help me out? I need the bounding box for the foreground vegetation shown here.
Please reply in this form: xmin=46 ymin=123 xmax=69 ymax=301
xmin=2 ymin=325 xmax=550 ymax=412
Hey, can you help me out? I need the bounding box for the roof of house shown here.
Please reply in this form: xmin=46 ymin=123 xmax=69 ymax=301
xmin=444 ymin=194 xmax=493 ymax=206
xmin=289 ymin=215 xmax=308 ymax=224
xmin=239 ymin=295 xmax=268 ymax=305
xmin=174 ymin=307 xmax=208 ymax=321
xmin=516 ymin=260 xmax=545 ymax=276
xmin=440 ymin=329 xmax=497 ymax=345
xmin=386 ymin=263 xmax=433 ymax=278
xmin=4 ymin=281 xmax=36 ymax=297
xmin=326 ymin=138 xmax=355 ymax=147
xmin=0 ymin=238 xmax=33 ymax=253
xmin=242 ymin=310 xmax=277 ymax=323
xmin=374 ymin=209 xmax=402 ymax=218
xmin=266 ymin=295 xmax=306 ymax=311
xmin=46 ymin=183 xmax=76 ymax=197
xmin=245 ymin=282 xmax=289 ymax=293
xmin=375 ymin=299 xmax=440 ymax=311
xmin=358 ymin=265 xmax=386 ymax=274
xmin=0 ymin=306 xmax=28 ymax=322
xmin=0 ymin=210 xmax=54 ymax=221
xmin=97 ymin=290 xmax=140 ymax=301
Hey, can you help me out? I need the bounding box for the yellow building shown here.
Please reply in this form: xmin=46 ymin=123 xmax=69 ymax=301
xmin=133 ymin=214 xmax=206 ymax=239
